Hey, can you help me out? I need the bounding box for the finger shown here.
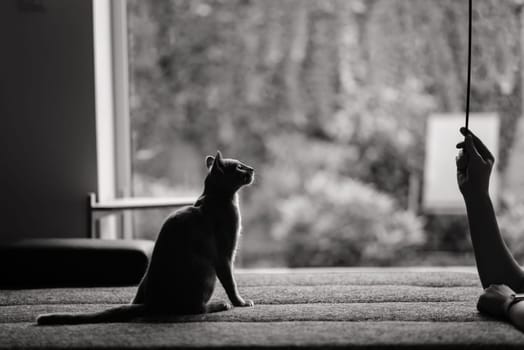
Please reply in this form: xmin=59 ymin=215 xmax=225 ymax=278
xmin=460 ymin=127 xmax=495 ymax=162
xmin=456 ymin=149 xmax=464 ymax=161
xmin=499 ymin=285 xmax=515 ymax=294
xmin=477 ymin=295 xmax=488 ymax=313
xmin=456 ymin=150 xmax=468 ymax=171
xmin=460 ymin=127 xmax=469 ymax=138
xmin=456 ymin=157 xmax=467 ymax=171
xmin=464 ymin=135 xmax=484 ymax=163
xmin=460 ymin=127 xmax=473 ymax=137
xmin=471 ymin=135 xmax=494 ymax=162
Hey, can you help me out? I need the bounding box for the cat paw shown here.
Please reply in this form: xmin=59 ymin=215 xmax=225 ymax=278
xmin=206 ymin=301 xmax=232 ymax=313
xmin=234 ymin=299 xmax=254 ymax=307
xmin=220 ymin=301 xmax=233 ymax=311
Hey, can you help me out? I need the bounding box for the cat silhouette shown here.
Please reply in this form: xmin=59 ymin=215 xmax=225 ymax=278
xmin=37 ymin=151 xmax=255 ymax=324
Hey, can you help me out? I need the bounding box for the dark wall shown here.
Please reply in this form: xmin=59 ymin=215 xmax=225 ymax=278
xmin=0 ymin=0 xmax=98 ymax=241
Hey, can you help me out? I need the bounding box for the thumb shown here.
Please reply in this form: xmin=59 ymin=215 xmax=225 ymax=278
xmin=464 ymin=135 xmax=483 ymax=163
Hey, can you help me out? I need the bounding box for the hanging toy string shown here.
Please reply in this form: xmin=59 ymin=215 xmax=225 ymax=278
xmin=465 ymin=0 xmax=472 ymax=130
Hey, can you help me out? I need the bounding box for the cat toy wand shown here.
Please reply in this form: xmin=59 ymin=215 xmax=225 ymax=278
xmin=465 ymin=0 xmax=472 ymax=130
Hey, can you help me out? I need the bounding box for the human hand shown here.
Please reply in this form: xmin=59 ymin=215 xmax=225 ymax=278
xmin=456 ymin=127 xmax=495 ymax=198
xmin=477 ymin=284 xmax=515 ymax=319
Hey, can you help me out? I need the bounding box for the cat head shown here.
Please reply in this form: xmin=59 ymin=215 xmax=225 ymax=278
xmin=205 ymin=151 xmax=255 ymax=194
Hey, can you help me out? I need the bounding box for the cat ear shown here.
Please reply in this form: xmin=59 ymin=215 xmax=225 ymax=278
xmin=206 ymin=151 xmax=224 ymax=171
xmin=212 ymin=150 xmax=224 ymax=172
xmin=215 ymin=150 xmax=223 ymax=164
xmin=205 ymin=155 xmax=215 ymax=169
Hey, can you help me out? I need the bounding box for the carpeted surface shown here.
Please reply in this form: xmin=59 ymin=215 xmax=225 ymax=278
xmin=2 ymin=268 xmax=524 ymax=349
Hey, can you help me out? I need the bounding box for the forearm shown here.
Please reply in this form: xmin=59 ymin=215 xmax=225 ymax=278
xmin=464 ymin=193 xmax=524 ymax=290
xmin=509 ymin=302 xmax=524 ymax=331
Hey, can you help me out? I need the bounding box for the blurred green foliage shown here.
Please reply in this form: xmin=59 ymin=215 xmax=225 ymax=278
xmin=499 ymin=196 xmax=524 ymax=263
xmin=128 ymin=0 xmax=524 ymax=266
xmin=275 ymin=173 xmax=425 ymax=266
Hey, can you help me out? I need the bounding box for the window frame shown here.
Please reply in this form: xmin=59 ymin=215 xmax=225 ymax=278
xmin=92 ymin=0 xmax=194 ymax=239
xmin=92 ymin=0 xmax=133 ymax=238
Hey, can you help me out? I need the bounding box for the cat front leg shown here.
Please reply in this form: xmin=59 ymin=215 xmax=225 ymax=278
xmin=215 ymin=260 xmax=254 ymax=307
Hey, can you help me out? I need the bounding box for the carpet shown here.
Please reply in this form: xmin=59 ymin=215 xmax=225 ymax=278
xmin=2 ymin=268 xmax=524 ymax=349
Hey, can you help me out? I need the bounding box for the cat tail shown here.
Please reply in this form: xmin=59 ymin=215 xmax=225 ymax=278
xmin=36 ymin=304 xmax=146 ymax=325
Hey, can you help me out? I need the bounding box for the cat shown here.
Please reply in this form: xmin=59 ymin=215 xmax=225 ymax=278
xmin=37 ymin=151 xmax=255 ymax=325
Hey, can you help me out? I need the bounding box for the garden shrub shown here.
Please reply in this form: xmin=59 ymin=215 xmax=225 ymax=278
xmin=498 ymin=195 xmax=524 ymax=264
xmin=273 ymin=172 xmax=425 ymax=266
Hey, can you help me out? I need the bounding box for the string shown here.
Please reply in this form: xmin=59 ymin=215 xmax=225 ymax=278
xmin=465 ymin=0 xmax=472 ymax=130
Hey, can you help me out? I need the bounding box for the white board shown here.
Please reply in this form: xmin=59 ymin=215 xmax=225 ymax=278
xmin=423 ymin=113 xmax=499 ymax=214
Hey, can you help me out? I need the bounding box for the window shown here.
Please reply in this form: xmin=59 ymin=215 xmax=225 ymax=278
xmin=121 ymin=0 xmax=524 ymax=267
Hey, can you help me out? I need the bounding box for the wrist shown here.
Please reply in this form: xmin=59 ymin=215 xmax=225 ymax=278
xmin=505 ymin=293 xmax=524 ymax=320
xmin=463 ymin=192 xmax=491 ymax=205
xmin=504 ymin=295 xmax=516 ymax=319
